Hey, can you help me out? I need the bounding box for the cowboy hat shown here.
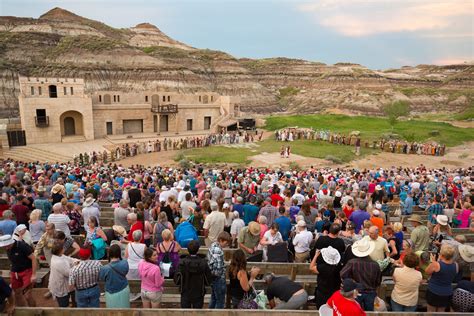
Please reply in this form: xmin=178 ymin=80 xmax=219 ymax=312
xmin=82 ymin=197 xmax=96 ymax=207
xmin=112 ymin=225 xmax=127 ymax=237
xmin=101 ymin=183 xmax=109 ymax=189
xmin=459 ymin=245 xmax=474 ymax=263
xmin=375 ymin=185 xmax=382 ymax=191
xmin=375 ymin=203 xmax=382 ymax=210
xmin=321 ymin=246 xmax=341 ymax=265
xmin=0 ymin=235 xmax=14 ymax=247
xmin=352 ymin=238 xmax=375 ymax=258
xmin=248 ymin=221 xmax=261 ymax=236
xmin=407 ymin=214 xmax=423 ymax=224
xmin=51 ymin=184 xmax=63 ymax=194
xmin=436 ymin=215 xmax=448 ymax=226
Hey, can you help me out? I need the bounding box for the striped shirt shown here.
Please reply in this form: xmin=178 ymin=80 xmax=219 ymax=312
xmin=69 ymin=260 xmax=102 ymax=290
xmin=428 ymin=203 xmax=443 ymax=224
xmin=47 ymin=214 xmax=71 ymax=236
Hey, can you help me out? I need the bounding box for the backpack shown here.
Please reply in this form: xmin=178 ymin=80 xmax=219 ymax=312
xmin=267 ymin=242 xmax=289 ymax=262
xmin=154 ymin=222 xmax=167 ymax=244
xmin=157 ymin=242 xmax=179 ymax=277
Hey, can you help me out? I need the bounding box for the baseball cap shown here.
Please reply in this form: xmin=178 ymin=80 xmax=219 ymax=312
xmin=342 ymin=278 xmax=363 ymax=292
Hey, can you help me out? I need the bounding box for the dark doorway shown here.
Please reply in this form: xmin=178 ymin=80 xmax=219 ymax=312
xmin=106 ymin=122 xmax=113 ymax=135
xmin=187 ymin=119 xmax=193 ymax=131
xmin=7 ymin=130 xmax=26 ymax=147
xmin=204 ymin=116 xmax=211 ymax=130
xmin=48 ymin=85 xmax=57 ymax=98
xmin=153 ymin=115 xmax=158 ymax=132
xmin=160 ymin=115 xmax=168 ymax=132
xmin=64 ymin=117 xmax=75 ymax=135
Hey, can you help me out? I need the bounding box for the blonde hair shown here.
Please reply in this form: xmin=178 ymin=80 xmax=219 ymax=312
xmin=29 ymin=209 xmax=42 ymax=222
xmin=162 ymin=229 xmax=172 ymax=241
xmin=393 ymin=222 xmax=403 ymax=233
xmin=440 ymin=244 xmax=455 ymax=260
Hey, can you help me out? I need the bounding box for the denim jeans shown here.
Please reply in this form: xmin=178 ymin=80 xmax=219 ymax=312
xmin=75 ymin=285 xmax=100 ymax=308
xmin=356 ymin=291 xmax=376 ymax=311
xmin=209 ymin=277 xmax=226 ymax=309
xmin=391 ymin=298 xmax=417 ymax=312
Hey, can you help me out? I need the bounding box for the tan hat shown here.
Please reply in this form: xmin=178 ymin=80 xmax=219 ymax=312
xmin=297 ymin=220 xmax=307 ymax=228
xmin=459 ymin=245 xmax=474 ymax=263
xmin=352 ymin=238 xmax=375 ymax=257
xmin=51 ymin=184 xmax=63 ymax=194
xmin=248 ymin=221 xmax=261 ymax=236
xmin=112 ymin=225 xmax=127 ymax=237
xmin=407 ymin=214 xmax=423 ymax=224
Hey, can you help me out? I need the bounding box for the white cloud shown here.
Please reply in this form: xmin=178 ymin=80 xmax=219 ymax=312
xmin=297 ymin=0 xmax=473 ymax=37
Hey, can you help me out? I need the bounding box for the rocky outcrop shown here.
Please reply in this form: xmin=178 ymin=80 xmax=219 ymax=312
xmin=0 ymin=7 xmax=472 ymax=118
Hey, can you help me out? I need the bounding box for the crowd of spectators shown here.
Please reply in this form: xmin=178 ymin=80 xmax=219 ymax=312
xmin=0 ymin=160 xmax=472 ymax=314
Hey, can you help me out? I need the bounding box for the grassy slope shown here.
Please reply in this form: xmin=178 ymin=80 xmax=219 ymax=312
xmin=178 ymin=114 xmax=474 ymax=164
xmin=265 ymin=114 xmax=474 ymax=147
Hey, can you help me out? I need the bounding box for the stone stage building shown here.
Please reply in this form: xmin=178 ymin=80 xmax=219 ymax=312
xmin=17 ymin=76 xmax=239 ymax=145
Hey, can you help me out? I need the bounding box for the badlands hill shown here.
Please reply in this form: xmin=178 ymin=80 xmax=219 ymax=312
xmin=0 ymin=7 xmax=472 ymax=118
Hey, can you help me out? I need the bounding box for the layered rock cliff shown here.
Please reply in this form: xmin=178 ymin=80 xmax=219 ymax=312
xmin=0 ymin=7 xmax=472 ymax=118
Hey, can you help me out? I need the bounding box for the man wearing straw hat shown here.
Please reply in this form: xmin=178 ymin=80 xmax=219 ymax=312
xmin=340 ymin=238 xmax=381 ymax=311
xmin=407 ymin=214 xmax=430 ymax=252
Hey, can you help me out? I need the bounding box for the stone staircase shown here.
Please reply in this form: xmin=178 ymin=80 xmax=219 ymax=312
xmin=2 ymin=146 xmax=73 ymax=163
xmin=61 ymin=135 xmax=86 ymax=143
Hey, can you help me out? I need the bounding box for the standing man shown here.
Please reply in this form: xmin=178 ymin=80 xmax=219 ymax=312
xmin=114 ymin=199 xmax=131 ymax=231
xmin=174 ymin=240 xmax=212 ymax=308
xmin=408 ymin=214 xmax=430 ymax=252
xmin=0 ymin=234 xmax=36 ymax=307
xmin=363 ymin=226 xmax=389 ymax=262
xmin=341 ymin=239 xmax=381 ymax=311
xmin=69 ymin=249 xmax=102 ymax=307
xmin=293 ymin=221 xmax=313 ymax=263
xmin=349 ymin=200 xmax=370 ymax=234
xmin=207 ymin=232 xmax=231 ymax=309
xmin=203 ymin=204 xmax=226 ymax=247
xmin=259 ymin=198 xmax=279 ymax=227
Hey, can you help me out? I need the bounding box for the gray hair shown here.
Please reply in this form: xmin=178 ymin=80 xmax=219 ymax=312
xmin=358 ymin=199 xmax=368 ymax=211
xmin=127 ymin=213 xmax=137 ymax=221
xmin=53 ymin=203 xmax=63 ymax=213
xmin=132 ymin=230 xmax=142 ymax=242
xmin=119 ymin=199 xmax=129 ymax=208
xmin=263 ymin=273 xmax=274 ymax=283
xmin=3 ymin=210 xmax=13 ymax=219
xmin=258 ymin=215 xmax=267 ymax=225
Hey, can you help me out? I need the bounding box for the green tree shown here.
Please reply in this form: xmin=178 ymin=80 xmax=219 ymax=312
xmin=383 ymin=100 xmax=410 ymax=129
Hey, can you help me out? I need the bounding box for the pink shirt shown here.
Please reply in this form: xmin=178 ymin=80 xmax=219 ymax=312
xmin=457 ymin=209 xmax=472 ymax=228
xmin=138 ymin=260 xmax=164 ymax=292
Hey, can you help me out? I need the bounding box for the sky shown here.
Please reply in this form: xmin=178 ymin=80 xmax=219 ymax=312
xmin=1 ymin=0 xmax=473 ymax=69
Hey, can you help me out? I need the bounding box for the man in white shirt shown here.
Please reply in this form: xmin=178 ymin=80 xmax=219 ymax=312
xmin=292 ymin=221 xmax=313 ymax=263
xmin=230 ymin=211 xmax=245 ymax=248
xmin=47 ymin=203 xmax=71 ymax=236
xmin=291 ymin=188 xmax=305 ymax=206
xmin=203 ymin=205 xmax=226 ymax=247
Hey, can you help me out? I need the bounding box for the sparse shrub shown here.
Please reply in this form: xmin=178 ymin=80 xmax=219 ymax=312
xmin=383 ymin=100 xmax=410 ymax=129
xmin=325 ymin=155 xmax=343 ymax=164
xmin=429 ymin=130 xmax=440 ymax=136
xmin=288 ymin=161 xmax=301 ymax=171
xmin=458 ymin=153 xmax=469 ymax=159
xmin=179 ymin=158 xmax=191 ymax=169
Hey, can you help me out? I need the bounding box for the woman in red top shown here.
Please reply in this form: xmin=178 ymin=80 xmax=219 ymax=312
xmin=342 ymin=199 xmax=354 ymax=219
xmin=270 ymin=187 xmax=284 ymax=207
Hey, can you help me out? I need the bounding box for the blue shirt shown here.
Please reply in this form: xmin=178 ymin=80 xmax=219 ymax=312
xmin=233 ymin=204 xmax=244 ymax=218
xmin=349 ymin=210 xmax=371 ymax=234
xmin=0 ymin=220 xmax=16 ymax=235
xmin=115 ymin=177 xmax=124 ymax=186
xmin=274 ymin=216 xmax=291 ymax=241
xmin=34 ymin=198 xmax=52 ymax=221
xmin=403 ymin=196 xmax=414 ymax=215
xmin=243 ymin=204 xmax=259 ymax=225
xmin=99 ymin=260 xmax=129 ymax=294
xmin=428 ymin=203 xmax=443 ymax=224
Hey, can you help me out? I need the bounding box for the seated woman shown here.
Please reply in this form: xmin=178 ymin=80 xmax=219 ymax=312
xmin=259 ymin=223 xmax=283 ymax=261
xmin=84 ymin=216 xmax=108 ymax=260
xmin=228 ymin=249 xmax=260 ymax=309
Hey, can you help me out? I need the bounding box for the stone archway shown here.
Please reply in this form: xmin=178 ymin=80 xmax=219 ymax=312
xmin=59 ymin=111 xmax=84 ymax=137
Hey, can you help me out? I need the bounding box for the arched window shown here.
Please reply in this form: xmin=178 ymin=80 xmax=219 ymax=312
xmin=99 ymin=95 xmax=102 ymax=102
xmin=38 ymin=87 xmax=42 ymax=95
xmin=145 ymin=96 xmax=149 ymax=102
xmin=63 ymin=87 xmax=67 ymax=95
xmin=117 ymin=95 xmax=120 ymax=102
xmin=30 ymin=86 xmax=34 ymax=95
xmin=113 ymin=95 xmax=116 ymax=102
xmin=167 ymin=96 xmax=170 ymax=102
xmin=70 ymin=87 xmax=74 ymax=95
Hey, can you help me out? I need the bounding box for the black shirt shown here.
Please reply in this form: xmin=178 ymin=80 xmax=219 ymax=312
xmin=266 ymin=277 xmax=302 ymax=302
xmin=316 ymin=262 xmax=341 ymax=294
xmin=7 ymin=240 xmax=33 ymax=272
xmin=128 ymin=188 xmax=141 ymax=208
xmin=315 ymin=236 xmax=345 ymax=254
